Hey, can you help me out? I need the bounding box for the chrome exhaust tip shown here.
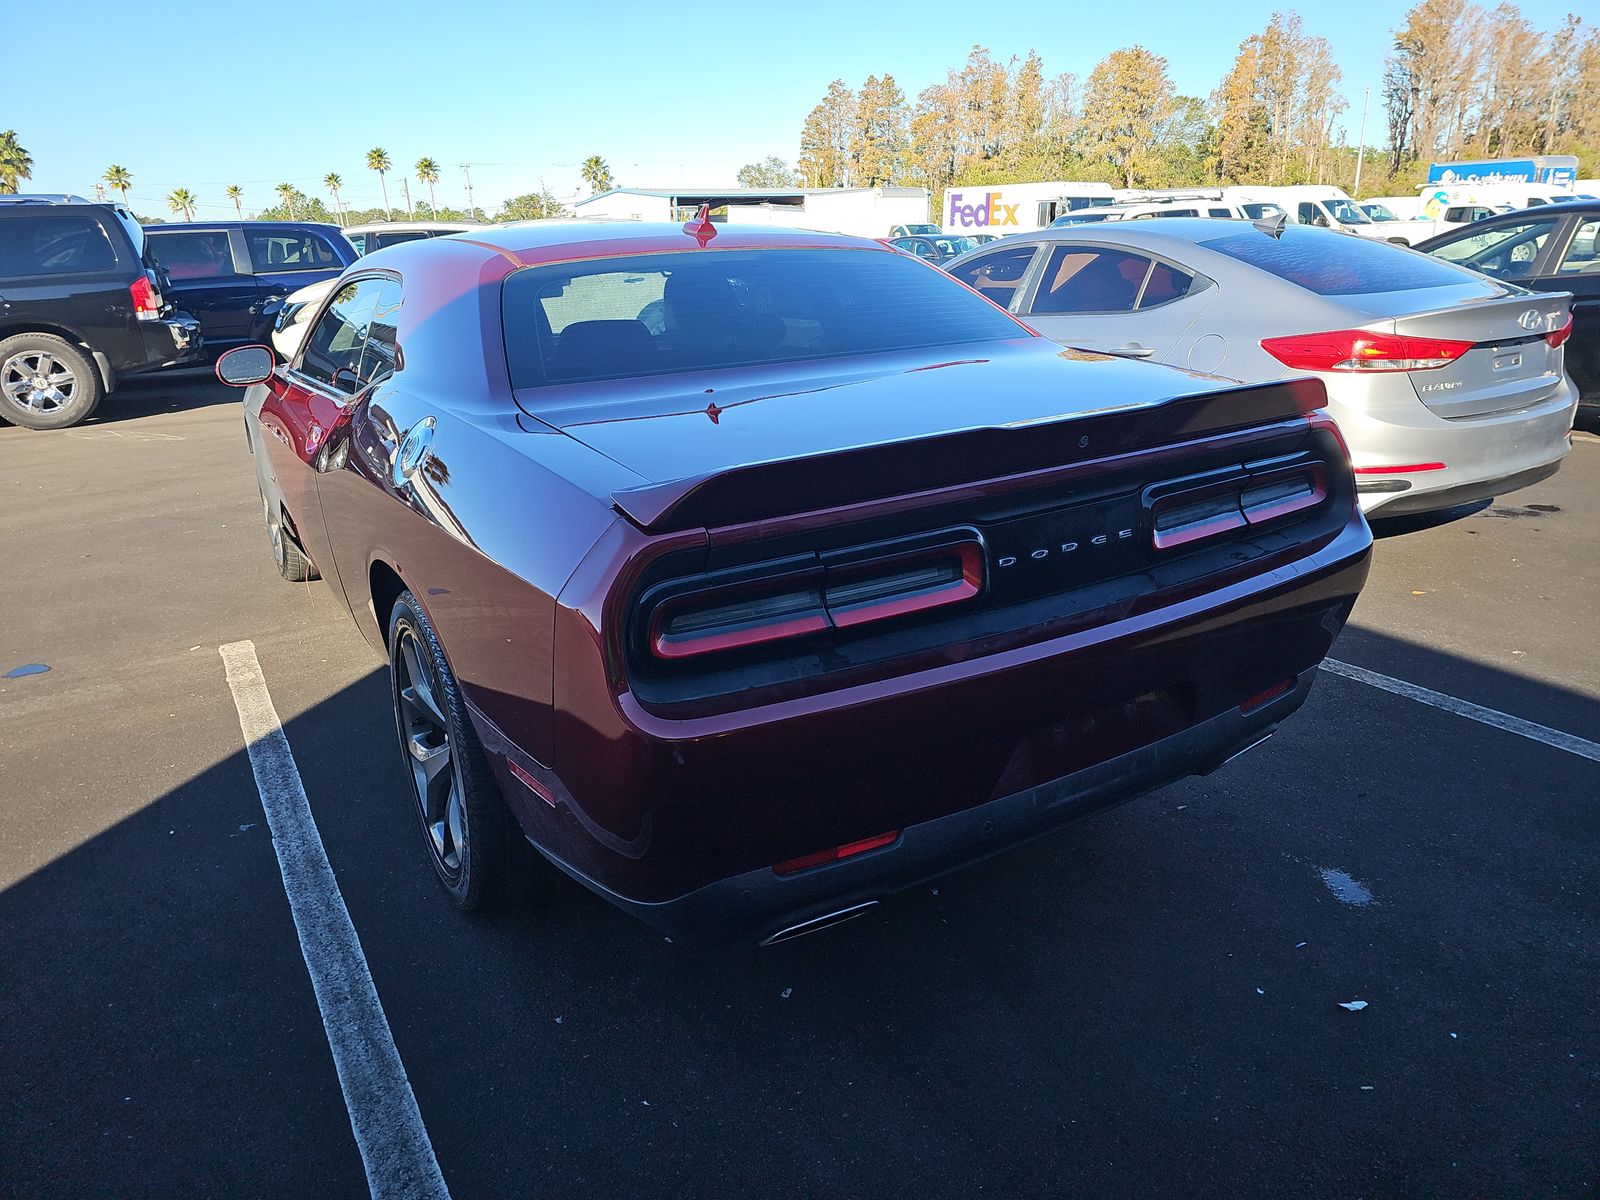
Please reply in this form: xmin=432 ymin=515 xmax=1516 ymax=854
xmin=760 ymin=900 xmax=879 ymax=946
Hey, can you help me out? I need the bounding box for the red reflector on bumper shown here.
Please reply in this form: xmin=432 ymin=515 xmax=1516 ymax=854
xmin=507 ymin=758 xmax=557 ymax=807
xmin=1352 ymin=462 xmax=1446 ymax=475
xmin=1239 ymin=679 xmax=1294 ymax=713
xmin=773 ymin=831 xmax=899 ymax=876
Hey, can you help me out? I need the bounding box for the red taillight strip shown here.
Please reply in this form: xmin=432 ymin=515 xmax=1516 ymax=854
xmin=773 ymin=831 xmax=899 ymax=876
xmin=652 ymin=607 xmax=828 ymax=661
xmin=1545 ymin=313 xmax=1574 ymax=349
xmin=1351 ymin=462 xmax=1446 ymax=475
xmin=828 ymin=542 xmax=983 ymax=629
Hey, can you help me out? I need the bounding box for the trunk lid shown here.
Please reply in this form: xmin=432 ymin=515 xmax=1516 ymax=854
xmin=514 ymin=338 xmax=1321 ymax=531
xmin=1356 ymin=288 xmax=1571 ymax=419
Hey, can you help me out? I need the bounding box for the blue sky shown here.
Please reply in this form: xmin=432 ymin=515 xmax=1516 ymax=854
xmin=12 ymin=0 xmax=1585 ymax=217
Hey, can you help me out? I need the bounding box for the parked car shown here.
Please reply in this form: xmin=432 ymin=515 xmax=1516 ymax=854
xmin=888 ymin=222 xmax=941 ymax=238
xmin=1418 ymin=199 xmax=1600 ymax=413
xmin=270 ymin=277 xmax=337 ymax=359
xmin=887 ymin=233 xmax=979 ymax=264
xmin=217 ymin=220 xmax=1371 ymax=944
xmin=142 ymin=221 xmax=357 ymax=358
xmin=0 ymin=195 xmax=201 ymax=429
xmin=947 ymin=220 xmax=1578 ymax=516
xmin=344 ymin=221 xmax=482 ymax=255
xmin=1050 ymin=198 xmax=1246 ymax=226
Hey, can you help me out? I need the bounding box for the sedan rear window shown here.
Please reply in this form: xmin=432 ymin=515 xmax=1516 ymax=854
xmin=1198 ymin=227 xmax=1473 ymax=295
xmin=501 ymin=248 xmax=1028 ymax=388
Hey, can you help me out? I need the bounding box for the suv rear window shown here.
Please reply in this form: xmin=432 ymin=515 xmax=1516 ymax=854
xmin=246 ymin=230 xmax=345 ymax=272
xmin=501 ymin=247 xmax=1028 ymax=388
xmin=0 ymin=216 xmax=118 ymax=277
xmin=1198 ymin=227 xmax=1472 ymax=295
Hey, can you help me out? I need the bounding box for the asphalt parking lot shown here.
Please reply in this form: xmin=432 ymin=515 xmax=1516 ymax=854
xmin=2 ymin=376 xmax=1596 ymax=1199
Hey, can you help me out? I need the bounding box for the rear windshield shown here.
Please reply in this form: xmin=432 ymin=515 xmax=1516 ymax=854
xmin=1198 ymin=227 xmax=1474 ymax=295
xmin=501 ymin=247 xmax=1028 ymax=388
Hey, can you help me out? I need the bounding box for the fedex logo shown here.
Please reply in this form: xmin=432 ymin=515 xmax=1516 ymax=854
xmin=947 ymin=190 xmax=1020 ymax=229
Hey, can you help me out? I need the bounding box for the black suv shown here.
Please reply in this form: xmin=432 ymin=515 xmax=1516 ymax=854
xmin=143 ymin=222 xmax=357 ymax=358
xmin=0 ymin=195 xmax=201 ymax=429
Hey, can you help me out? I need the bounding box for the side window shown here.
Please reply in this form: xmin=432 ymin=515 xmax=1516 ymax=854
xmin=1209 ymin=207 xmax=1234 ymax=218
xmin=357 ymin=280 xmax=403 ymax=385
xmin=1444 ymin=207 xmax=1469 ymax=223
xmin=247 ymin=229 xmax=344 ymax=273
xmin=1427 ymin=218 xmax=1558 ymax=280
xmin=1296 ymin=203 xmax=1320 ymax=225
xmin=298 ymin=279 xmax=384 ymax=393
xmin=947 ymin=244 xmax=1039 ymax=309
xmin=1027 ymin=246 xmax=1151 ymax=315
xmin=0 ymin=216 xmax=118 ymax=277
xmin=1137 ymin=261 xmax=1196 ymax=308
xmin=1557 ymin=218 xmax=1600 ymax=274
xmin=149 ymin=230 xmax=235 ymax=280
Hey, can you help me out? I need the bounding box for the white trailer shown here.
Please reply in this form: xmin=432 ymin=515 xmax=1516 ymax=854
xmin=573 ymin=187 xmax=930 ymax=239
xmin=940 ymin=181 xmax=1115 ymax=235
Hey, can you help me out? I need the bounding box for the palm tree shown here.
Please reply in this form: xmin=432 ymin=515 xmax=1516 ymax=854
xmin=103 ymin=164 xmax=133 ymax=205
xmin=167 ymin=188 xmax=197 ymax=221
xmin=275 ymin=182 xmax=297 ymax=220
xmin=366 ymin=147 xmax=393 ymax=218
xmin=323 ymin=173 xmax=344 ymax=225
xmin=580 ymin=155 xmax=614 ymax=194
xmin=0 ymin=130 xmax=33 ymax=194
xmin=414 ymin=157 xmax=440 ymax=217
xmin=225 ymin=185 xmax=244 ymax=219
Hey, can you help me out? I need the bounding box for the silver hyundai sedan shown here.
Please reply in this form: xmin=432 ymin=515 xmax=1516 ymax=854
xmin=946 ymin=220 xmax=1578 ymax=515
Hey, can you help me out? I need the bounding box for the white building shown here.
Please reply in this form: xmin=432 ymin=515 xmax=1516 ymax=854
xmin=573 ymin=187 xmax=930 ymax=238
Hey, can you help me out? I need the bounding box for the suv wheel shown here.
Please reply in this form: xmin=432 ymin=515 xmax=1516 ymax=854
xmin=0 ymin=334 xmax=103 ymax=430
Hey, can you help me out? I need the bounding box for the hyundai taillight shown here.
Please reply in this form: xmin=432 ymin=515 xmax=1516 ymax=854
xmin=648 ymin=536 xmax=984 ymax=661
xmin=129 ymin=271 xmax=164 ymax=322
xmin=1261 ymin=329 xmax=1474 ymax=372
xmin=1545 ymin=313 xmax=1574 ymax=349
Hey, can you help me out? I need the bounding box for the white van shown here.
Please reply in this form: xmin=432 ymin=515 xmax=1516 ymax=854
xmin=1377 ymin=183 xmax=1570 ymax=246
xmin=1053 ymin=194 xmax=1247 ymax=225
xmin=1222 ymin=186 xmax=1394 ymax=241
xmin=941 ymin=181 xmax=1115 ymax=235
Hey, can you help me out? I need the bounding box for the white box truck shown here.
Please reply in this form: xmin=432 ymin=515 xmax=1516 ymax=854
xmin=941 ymin=182 xmax=1115 ymax=235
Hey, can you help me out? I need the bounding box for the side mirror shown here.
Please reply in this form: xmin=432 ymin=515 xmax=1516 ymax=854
xmin=216 ymin=344 xmax=275 ymax=386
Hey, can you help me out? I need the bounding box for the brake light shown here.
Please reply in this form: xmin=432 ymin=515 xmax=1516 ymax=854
xmin=129 ymin=271 xmax=163 ymax=321
xmin=1545 ymin=313 xmax=1574 ymax=349
xmin=774 ymin=831 xmax=898 ymax=876
xmin=1148 ymin=463 xmax=1327 ymax=551
xmin=1261 ymin=329 xmax=1474 ymax=372
xmin=649 ymin=538 xmax=984 ymax=661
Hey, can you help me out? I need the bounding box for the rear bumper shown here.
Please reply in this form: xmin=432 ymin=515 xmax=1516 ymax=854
xmin=1329 ymin=374 xmax=1577 ymax=516
xmin=128 ymin=312 xmax=203 ymax=375
xmin=528 ymin=669 xmax=1315 ymax=945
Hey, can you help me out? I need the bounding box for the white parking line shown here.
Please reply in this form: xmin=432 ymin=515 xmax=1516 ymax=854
xmin=1321 ymin=658 xmax=1600 ymax=765
xmin=220 ymin=641 xmax=451 ymax=1200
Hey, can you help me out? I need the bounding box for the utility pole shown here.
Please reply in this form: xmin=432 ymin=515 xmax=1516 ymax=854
xmin=460 ymin=164 xmax=475 ymax=219
xmin=1353 ymin=87 xmax=1371 ymax=195
xmin=401 ymin=177 xmax=414 ymax=219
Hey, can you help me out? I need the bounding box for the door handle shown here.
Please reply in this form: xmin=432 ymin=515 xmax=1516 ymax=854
xmin=1112 ymin=343 xmax=1156 ymax=359
xmin=391 ymin=417 xmax=436 ymax=487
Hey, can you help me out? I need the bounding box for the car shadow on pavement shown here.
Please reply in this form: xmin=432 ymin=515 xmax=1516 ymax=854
xmin=1367 ymin=499 xmax=1492 ymax=538
xmin=83 ymin=370 xmax=238 ymax=425
xmin=1 ymin=630 xmax=1596 ymax=1199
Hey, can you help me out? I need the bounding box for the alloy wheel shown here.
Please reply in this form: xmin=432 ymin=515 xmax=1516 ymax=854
xmin=394 ymin=626 xmax=466 ymax=877
xmin=1 ymin=351 xmax=78 ymax=415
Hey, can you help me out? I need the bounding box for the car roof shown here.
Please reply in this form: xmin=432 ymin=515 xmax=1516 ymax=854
xmin=402 ymin=220 xmax=882 ymax=268
xmin=345 ymin=221 xmax=484 ymax=234
xmin=144 ymin=220 xmax=346 ymax=232
xmin=1461 ymin=198 xmax=1600 ymax=220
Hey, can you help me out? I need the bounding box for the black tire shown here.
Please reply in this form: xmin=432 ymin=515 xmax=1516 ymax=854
xmin=388 ymin=590 xmax=510 ymax=910
xmin=0 ymin=333 xmax=104 ymax=430
xmin=262 ymin=494 xmax=319 ymax=582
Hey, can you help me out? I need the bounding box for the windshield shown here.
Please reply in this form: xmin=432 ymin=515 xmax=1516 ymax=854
xmin=502 ymin=247 xmax=1028 ymax=388
xmin=902 ymin=224 xmax=939 ymax=235
xmin=1199 ymin=226 xmax=1477 ymax=295
xmin=1361 ymin=204 xmax=1399 ymax=222
xmin=1327 ymin=198 xmax=1372 ymax=225
xmin=935 ymin=236 xmax=977 ymax=255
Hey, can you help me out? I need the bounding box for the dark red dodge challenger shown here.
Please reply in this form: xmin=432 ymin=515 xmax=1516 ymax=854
xmin=219 ymin=219 xmax=1371 ymax=945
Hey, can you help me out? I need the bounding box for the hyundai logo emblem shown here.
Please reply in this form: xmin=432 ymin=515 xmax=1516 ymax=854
xmin=1516 ymin=309 xmax=1545 ymax=331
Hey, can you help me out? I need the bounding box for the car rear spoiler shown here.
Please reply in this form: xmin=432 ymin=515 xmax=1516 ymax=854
xmin=609 ymin=377 xmax=1328 ymax=534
